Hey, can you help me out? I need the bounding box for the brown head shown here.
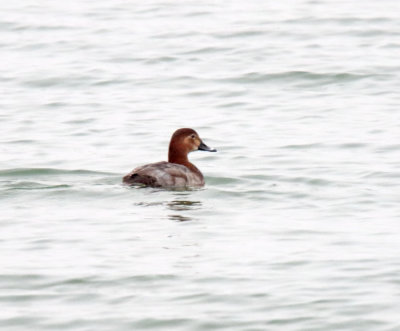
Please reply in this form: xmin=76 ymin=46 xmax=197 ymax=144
xmin=168 ymin=128 xmax=216 ymax=166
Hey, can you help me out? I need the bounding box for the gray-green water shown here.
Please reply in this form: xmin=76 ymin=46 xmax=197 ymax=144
xmin=1 ymin=1 xmax=400 ymax=330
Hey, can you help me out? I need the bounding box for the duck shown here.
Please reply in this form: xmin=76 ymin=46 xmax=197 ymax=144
xmin=123 ymin=128 xmax=216 ymax=188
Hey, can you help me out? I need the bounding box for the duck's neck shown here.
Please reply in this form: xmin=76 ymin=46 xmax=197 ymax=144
xmin=168 ymin=147 xmax=201 ymax=176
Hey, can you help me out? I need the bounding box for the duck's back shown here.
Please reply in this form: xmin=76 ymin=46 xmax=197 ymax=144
xmin=123 ymin=161 xmax=204 ymax=187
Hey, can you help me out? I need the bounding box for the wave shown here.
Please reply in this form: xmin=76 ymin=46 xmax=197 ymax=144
xmin=220 ymin=71 xmax=377 ymax=85
xmin=0 ymin=168 xmax=115 ymax=177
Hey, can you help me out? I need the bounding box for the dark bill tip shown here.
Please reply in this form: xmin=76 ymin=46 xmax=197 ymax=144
xmin=198 ymin=141 xmax=217 ymax=152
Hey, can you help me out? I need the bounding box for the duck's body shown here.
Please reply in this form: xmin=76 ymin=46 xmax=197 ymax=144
xmin=123 ymin=128 xmax=216 ymax=188
xmin=123 ymin=161 xmax=204 ymax=187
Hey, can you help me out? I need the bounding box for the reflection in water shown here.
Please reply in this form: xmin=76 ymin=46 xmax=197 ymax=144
xmin=134 ymin=191 xmax=203 ymax=222
xmin=167 ymin=200 xmax=202 ymax=222
xmin=168 ymin=214 xmax=193 ymax=222
xmin=167 ymin=200 xmax=201 ymax=211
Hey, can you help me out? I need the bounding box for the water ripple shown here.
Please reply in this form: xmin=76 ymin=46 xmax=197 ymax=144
xmin=221 ymin=71 xmax=378 ymax=85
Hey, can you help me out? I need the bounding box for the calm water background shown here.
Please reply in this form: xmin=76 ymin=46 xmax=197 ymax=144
xmin=1 ymin=1 xmax=400 ymax=330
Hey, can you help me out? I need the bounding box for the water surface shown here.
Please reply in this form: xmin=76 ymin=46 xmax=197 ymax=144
xmin=1 ymin=1 xmax=400 ymax=330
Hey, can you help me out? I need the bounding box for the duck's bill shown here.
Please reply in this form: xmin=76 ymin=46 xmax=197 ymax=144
xmin=198 ymin=141 xmax=217 ymax=152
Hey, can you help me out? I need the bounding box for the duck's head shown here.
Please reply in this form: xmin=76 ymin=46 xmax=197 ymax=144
xmin=168 ymin=128 xmax=216 ymax=162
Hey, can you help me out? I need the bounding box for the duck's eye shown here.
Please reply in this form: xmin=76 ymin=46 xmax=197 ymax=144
xmin=190 ymin=134 xmax=196 ymax=139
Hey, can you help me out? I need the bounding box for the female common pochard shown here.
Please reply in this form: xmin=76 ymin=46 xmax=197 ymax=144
xmin=123 ymin=128 xmax=217 ymax=188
